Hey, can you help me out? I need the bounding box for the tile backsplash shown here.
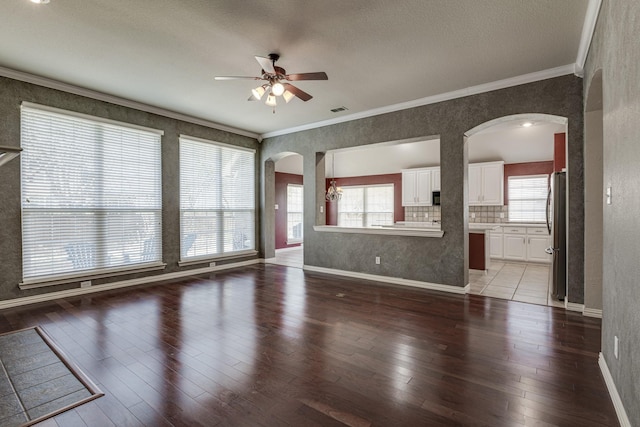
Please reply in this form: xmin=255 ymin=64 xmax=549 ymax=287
xmin=404 ymin=205 xmax=510 ymax=223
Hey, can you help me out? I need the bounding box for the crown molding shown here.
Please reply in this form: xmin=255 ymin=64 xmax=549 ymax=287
xmin=0 ymin=66 xmax=260 ymax=140
xmin=575 ymin=0 xmax=603 ymax=77
xmin=260 ymin=64 xmax=576 ymax=140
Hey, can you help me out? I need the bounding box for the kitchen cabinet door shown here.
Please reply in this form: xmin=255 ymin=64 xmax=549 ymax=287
xmin=468 ymin=165 xmax=482 ymax=205
xmin=481 ymin=163 xmax=504 ymax=205
xmin=402 ymin=169 xmax=432 ymax=206
xmin=402 ymin=170 xmax=418 ymax=206
xmin=490 ymin=232 xmax=503 ymax=259
xmin=431 ymin=168 xmax=441 ymax=192
xmin=503 ymin=234 xmax=526 ymax=260
xmin=416 ymin=170 xmax=432 ymax=205
xmin=527 ymin=235 xmax=551 ymax=263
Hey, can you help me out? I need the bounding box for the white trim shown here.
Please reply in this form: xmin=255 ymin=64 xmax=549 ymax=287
xmin=21 ymin=102 xmax=165 ymax=135
xmin=261 ymin=64 xmax=575 ymax=139
xmin=566 ymin=302 xmax=585 ymax=313
xmin=598 ymin=353 xmax=632 ymax=427
xmin=0 ymin=65 xmax=259 ymax=140
xmin=1 ymin=259 xmax=261 ymax=311
xmin=575 ymin=0 xmax=603 ymax=76
xmin=303 ymin=265 xmax=468 ymax=295
xmin=179 ymin=134 xmax=256 ymax=153
xmin=583 ymin=307 xmax=603 ymax=318
xmin=313 ymin=225 xmax=444 ymax=238
xmin=178 ymin=250 xmax=259 ymax=267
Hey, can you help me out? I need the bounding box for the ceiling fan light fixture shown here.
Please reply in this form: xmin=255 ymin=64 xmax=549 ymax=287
xmin=265 ymin=93 xmax=277 ymax=107
xmin=522 ymin=121 xmax=533 ymax=128
xmin=283 ymin=90 xmax=294 ymax=103
xmin=271 ymin=82 xmax=285 ymax=96
xmin=251 ymin=85 xmax=267 ymax=100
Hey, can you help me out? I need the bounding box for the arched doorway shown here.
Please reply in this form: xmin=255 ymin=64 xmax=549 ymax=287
xmin=465 ymin=113 xmax=569 ymax=307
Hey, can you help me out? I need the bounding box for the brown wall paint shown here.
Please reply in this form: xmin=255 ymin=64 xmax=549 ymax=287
xmin=275 ymin=172 xmax=303 ymax=249
xmin=503 ymin=161 xmax=554 ymax=205
xmin=554 ymin=132 xmax=567 ymax=172
xmin=325 ymin=174 xmax=404 ymax=225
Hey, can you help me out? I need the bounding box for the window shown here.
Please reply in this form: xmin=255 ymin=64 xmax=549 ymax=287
xmin=286 ymin=184 xmax=303 ymax=243
xmin=338 ymin=184 xmax=394 ymax=227
xmin=20 ymin=103 xmax=163 ymax=283
xmin=508 ymin=174 xmax=549 ymax=222
xmin=179 ymin=136 xmax=255 ymax=261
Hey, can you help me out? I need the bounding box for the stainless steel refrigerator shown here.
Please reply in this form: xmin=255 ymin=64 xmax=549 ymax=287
xmin=546 ymin=171 xmax=566 ymax=300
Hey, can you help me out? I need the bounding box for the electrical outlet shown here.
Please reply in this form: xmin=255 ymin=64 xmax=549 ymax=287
xmin=320 ymin=205 xmax=324 ymax=213
xmin=209 ymin=261 xmax=216 ymax=267
xmin=274 ymin=204 xmax=279 ymax=210
xmin=412 ymin=213 xmax=417 ymax=218
xmin=80 ymin=280 xmax=92 ymax=288
xmin=614 ymin=335 xmax=619 ymax=359
xmin=471 ymin=213 xmax=476 ymax=219
xmin=375 ymin=256 xmax=380 ymax=265
xmin=606 ymin=186 xmax=612 ymax=205
xmin=424 ymin=212 xmax=429 ymax=218
xmin=500 ymin=212 xmax=505 ymax=218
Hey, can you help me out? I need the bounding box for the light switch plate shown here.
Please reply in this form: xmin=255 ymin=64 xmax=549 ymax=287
xmin=606 ymin=186 xmax=612 ymax=205
xmin=274 ymin=204 xmax=279 ymax=210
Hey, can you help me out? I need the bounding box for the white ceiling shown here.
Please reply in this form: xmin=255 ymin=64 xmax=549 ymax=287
xmin=0 ymin=1 xmax=592 ymax=137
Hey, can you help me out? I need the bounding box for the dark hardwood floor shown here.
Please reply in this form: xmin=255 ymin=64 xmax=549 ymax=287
xmin=0 ymin=265 xmax=618 ymax=426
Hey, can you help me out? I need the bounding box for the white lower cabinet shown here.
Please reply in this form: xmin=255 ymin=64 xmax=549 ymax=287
xmin=503 ymin=234 xmax=527 ymax=261
xmin=489 ymin=228 xmax=503 ymax=258
xmin=492 ymin=225 xmax=551 ymax=263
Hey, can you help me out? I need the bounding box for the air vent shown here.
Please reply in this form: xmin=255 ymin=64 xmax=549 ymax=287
xmin=330 ymin=106 xmax=348 ymax=113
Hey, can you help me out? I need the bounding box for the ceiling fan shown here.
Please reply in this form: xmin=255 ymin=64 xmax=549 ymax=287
xmin=215 ymin=53 xmax=328 ymax=110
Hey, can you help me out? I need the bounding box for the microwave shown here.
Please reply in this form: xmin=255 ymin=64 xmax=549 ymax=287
xmin=432 ymin=191 xmax=441 ymax=206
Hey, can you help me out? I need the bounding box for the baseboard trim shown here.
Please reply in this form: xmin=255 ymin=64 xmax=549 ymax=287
xmin=583 ymin=307 xmax=603 ymax=318
xmin=566 ymin=302 xmax=585 ymax=313
xmin=303 ymin=265 xmax=468 ymax=295
xmin=0 ymin=259 xmax=261 ymax=311
xmin=598 ymin=353 xmax=632 ymax=427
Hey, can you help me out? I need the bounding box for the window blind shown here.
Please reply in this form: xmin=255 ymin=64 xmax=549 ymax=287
xmin=179 ymin=136 xmax=255 ymax=260
xmin=338 ymin=184 xmax=394 ymax=227
xmin=20 ymin=104 xmax=163 ymax=283
xmin=287 ymin=184 xmax=303 ymax=242
xmin=508 ymin=174 xmax=549 ymax=222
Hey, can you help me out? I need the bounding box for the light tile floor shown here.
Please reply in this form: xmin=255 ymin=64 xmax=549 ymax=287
xmin=469 ymin=260 xmax=563 ymax=307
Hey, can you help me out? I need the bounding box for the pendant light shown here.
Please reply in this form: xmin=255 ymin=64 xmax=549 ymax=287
xmin=325 ymin=153 xmax=343 ymax=202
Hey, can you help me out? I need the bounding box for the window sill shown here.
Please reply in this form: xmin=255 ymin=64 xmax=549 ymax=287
xmin=286 ymin=239 xmax=303 ymax=245
xmin=178 ymin=250 xmax=258 ymax=267
xmin=313 ymin=225 xmax=444 ymax=238
xmin=19 ymin=262 xmax=167 ymax=290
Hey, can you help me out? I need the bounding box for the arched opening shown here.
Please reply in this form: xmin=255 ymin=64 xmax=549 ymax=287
xmin=584 ymin=69 xmax=604 ymax=317
xmin=264 ymin=152 xmax=304 ymax=267
xmin=465 ymin=114 xmax=569 ymax=307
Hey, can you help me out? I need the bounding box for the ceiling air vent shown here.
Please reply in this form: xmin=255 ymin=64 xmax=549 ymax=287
xmin=330 ymin=106 xmax=348 ymax=113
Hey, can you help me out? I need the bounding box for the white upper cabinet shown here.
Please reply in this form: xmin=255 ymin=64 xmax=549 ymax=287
xmin=402 ymin=167 xmax=437 ymax=206
xmin=431 ymin=168 xmax=441 ymax=191
xmin=468 ymin=161 xmax=504 ymax=206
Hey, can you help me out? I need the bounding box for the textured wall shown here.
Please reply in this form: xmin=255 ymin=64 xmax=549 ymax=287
xmin=0 ymin=77 xmax=259 ymax=301
xmin=261 ymin=75 xmax=584 ymax=291
xmin=584 ymin=0 xmax=640 ymax=423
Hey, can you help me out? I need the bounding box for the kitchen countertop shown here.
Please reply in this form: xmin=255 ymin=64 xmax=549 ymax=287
xmin=394 ymin=221 xmax=500 ymax=233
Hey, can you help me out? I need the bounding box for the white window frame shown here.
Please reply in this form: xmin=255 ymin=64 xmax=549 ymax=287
xmin=337 ymin=184 xmax=394 ymax=227
xmin=20 ymin=102 xmax=164 ymax=287
xmin=179 ymin=135 xmax=256 ymax=264
xmin=507 ymin=174 xmax=549 ymax=223
xmin=286 ymin=184 xmax=304 ymax=244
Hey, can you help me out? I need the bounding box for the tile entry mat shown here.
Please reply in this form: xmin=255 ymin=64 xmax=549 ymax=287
xmin=0 ymin=326 xmax=103 ymax=427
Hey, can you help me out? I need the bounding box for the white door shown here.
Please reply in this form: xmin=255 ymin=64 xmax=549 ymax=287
xmin=481 ymin=163 xmax=504 ymax=205
xmin=468 ymin=165 xmax=482 ymax=205
xmin=402 ymin=170 xmax=417 ymax=206
xmin=416 ymin=170 xmax=432 ymax=205
xmin=490 ymin=232 xmax=503 ymax=259
xmin=503 ymin=234 xmax=526 ymax=260
xmin=527 ymin=236 xmax=552 ymax=263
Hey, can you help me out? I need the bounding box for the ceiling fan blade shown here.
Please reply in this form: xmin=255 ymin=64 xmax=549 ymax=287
xmin=286 ymin=72 xmax=328 ymax=81
xmin=255 ymin=56 xmax=276 ymax=74
xmin=214 ymin=76 xmax=261 ymax=80
xmin=283 ymin=83 xmax=313 ymax=101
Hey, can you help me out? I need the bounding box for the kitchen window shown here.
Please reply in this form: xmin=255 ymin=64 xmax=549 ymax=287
xmin=20 ymin=103 xmax=163 ymax=284
xmin=286 ymin=184 xmax=303 ymax=243
xmin=508 ymin=174 xmax=549 ymax=222
xmin=179 ymin=136 xmax=255 ymax=261
xmin=338 ymin=184 xmax=394 ymax=227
